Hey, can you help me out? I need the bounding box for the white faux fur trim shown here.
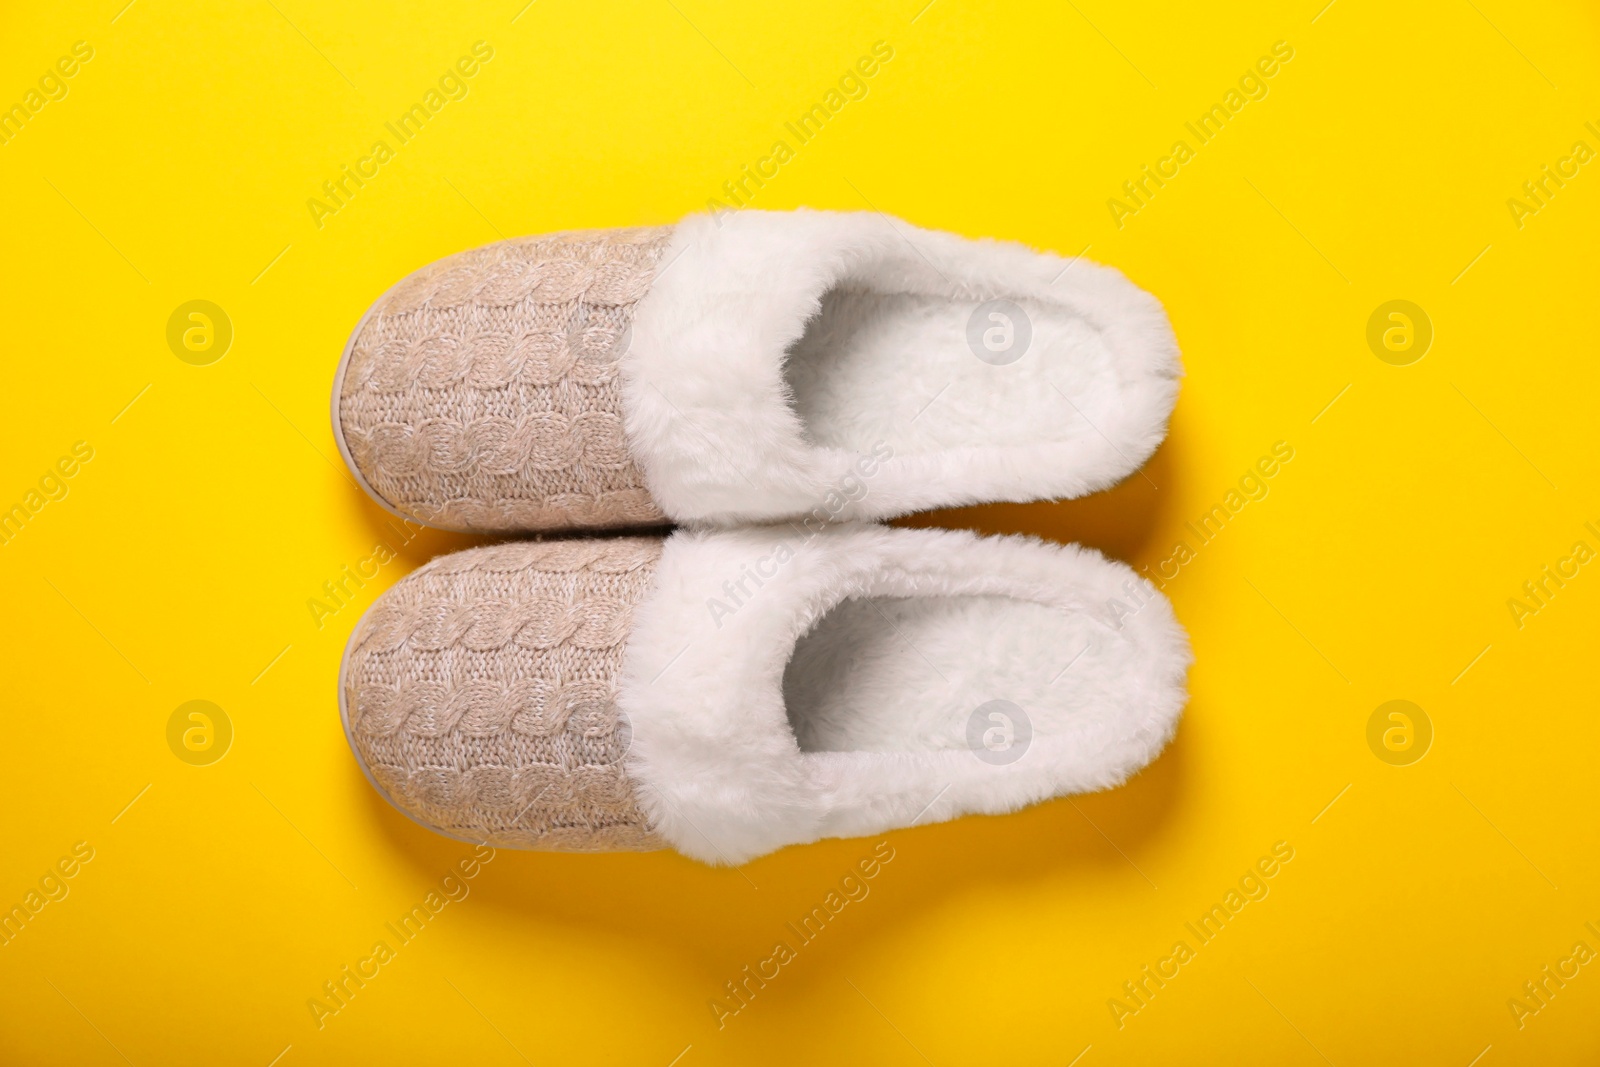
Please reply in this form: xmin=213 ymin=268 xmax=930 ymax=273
xmin=623 ymin=210 xmax=1181 ymax=525
xmin=618 ymin=524 xmax=1190 ymax=865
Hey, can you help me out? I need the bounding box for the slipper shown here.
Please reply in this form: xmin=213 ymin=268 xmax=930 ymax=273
xmin=339 ymin=524 xmax=1189 ymax=863
xmin=332 ymin=210 xmax=1180 ymax=532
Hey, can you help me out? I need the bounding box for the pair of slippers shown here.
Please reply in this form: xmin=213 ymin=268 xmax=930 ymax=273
xmin=333 ymin=209 xmax=1189 ymax=865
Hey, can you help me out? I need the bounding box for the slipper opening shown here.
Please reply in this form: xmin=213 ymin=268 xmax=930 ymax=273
xmin=782 ymin=284 xmax=1124 ymax=459
xmin=781 ymin=592 xmax=1144 ymax=761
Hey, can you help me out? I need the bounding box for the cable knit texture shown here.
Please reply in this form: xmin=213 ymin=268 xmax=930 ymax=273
xmin=342 ymin=537 xmax=665 ymax=851
xmin=338 ymin=227 xmax=674 ymax=532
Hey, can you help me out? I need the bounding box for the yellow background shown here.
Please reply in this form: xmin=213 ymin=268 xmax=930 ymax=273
xmin=2 ymin=0 xmax=1597 ymax=1063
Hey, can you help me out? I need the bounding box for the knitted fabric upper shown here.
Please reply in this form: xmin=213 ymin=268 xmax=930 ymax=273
xmin=338 ymin=227 xmax=673 ymax=532
xmin=342 ymin=537 xmax=665 ymax=851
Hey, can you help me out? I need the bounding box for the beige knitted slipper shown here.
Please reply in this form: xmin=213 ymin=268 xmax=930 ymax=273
xmin=332 ymin=210 xmax=1181 ymax=533
xmin=340 ymin=534 xmax=665 ymax=852
xmin=332 ymin=226 xmax=672 ymax=533
xmin=339 ymin=524 xmax=1190 ymax=863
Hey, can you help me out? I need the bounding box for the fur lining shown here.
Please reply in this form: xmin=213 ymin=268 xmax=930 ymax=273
xmin=618 ymin=524 xmax=1190 ymax=864
xmin=623 ymin=210 xmax=1181 ymax=525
